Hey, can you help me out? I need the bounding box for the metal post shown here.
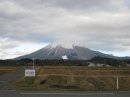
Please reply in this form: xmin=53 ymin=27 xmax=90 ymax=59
xmin=117 ymin=76 xmax=119 ymax=90
xmin=71 ymin=75 xmax=74 ymax=83
xmin=33 ymin=58 xmax=35 ymax=69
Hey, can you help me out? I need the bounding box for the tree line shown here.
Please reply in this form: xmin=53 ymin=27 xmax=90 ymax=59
xmin=0 ymin=57 xmax=129 ymax=66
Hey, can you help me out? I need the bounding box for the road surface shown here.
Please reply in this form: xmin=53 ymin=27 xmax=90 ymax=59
xmin=0 ymin=67 xmax=24 ymax=90
xmin=0 ymin=91 xmax=130 ymax=97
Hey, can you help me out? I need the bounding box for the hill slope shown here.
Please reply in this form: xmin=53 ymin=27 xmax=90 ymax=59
xmin=15 ymin=44 xmax=120 ymax=60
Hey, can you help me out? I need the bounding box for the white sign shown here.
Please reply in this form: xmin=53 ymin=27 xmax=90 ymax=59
xmin=25 ymin=69 xmax=35 ymax=77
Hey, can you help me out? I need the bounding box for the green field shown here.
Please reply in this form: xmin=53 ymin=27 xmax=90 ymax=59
xmin=15 ymin=66 xmax=130 ymax=91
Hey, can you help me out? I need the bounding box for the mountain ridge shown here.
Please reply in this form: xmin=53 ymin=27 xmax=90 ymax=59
xmin=15 ymin=44 xmax=129 ymax=60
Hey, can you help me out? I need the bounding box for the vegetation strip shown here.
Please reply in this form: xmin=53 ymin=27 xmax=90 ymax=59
xmin=20 ymin=92 xmax=114 ymax=95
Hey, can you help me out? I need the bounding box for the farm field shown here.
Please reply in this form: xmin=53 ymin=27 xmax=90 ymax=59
xmin=0 ymin=66 xmax=18 ymax=75
xmin=15 ymin=66 xmax=130 ymax=91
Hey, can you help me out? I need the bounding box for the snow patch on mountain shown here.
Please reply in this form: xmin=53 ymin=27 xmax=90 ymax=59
xmin=62 ymin=55 xmax=68 ymax=60
xmin=47 ymin=42 xmax=83 ymax=49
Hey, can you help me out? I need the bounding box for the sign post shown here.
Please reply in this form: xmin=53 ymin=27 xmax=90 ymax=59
xmin=25 ymin=58 xmax=36 ymax=77
xmin=25 ymin=58 xmax=36 ymax=85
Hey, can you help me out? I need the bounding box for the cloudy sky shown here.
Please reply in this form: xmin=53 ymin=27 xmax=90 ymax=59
xmin=0 ymin=0 xmax=130 ymax=59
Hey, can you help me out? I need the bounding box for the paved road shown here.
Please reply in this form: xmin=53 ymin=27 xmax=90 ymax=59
xmin=0 ymin=67 xmax=24 ymax=90
xmin=0 ymin=91 xmax=130 ymax=97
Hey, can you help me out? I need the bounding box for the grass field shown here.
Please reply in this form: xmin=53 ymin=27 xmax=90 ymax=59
xmin=15 ymin=66 xmax=130 ymax=91
xmin=0 ymin=66 xmax=17 ymax=75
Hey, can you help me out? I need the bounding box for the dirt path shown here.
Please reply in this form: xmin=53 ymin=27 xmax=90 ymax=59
xmin=0 ymin=67 xmax=24 ymax=90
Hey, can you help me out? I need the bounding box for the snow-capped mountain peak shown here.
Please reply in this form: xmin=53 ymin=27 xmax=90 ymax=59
xmin=15 ymin=43 xmax=118 ymax=60
xmin=47 ymin=42 xmax=76 ymax=49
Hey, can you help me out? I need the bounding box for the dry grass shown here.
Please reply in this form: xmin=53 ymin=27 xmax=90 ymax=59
xmin=38 ymin=66 xmax=130 ymax=77
xmin=0 ymin=66 xmax=17 ymax=75
xmin=15 ymin=66 xmax=130 ymax=91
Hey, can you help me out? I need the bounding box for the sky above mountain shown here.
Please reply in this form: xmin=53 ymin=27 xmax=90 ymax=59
xmin=0 ymin=0 xmax=130 ymax=59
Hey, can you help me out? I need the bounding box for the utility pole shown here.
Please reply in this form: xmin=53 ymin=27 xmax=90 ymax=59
xmin=116 ymin=64 xmax=119 ymax=90
xmin=33 ymin=57 xmax=35 ymax=69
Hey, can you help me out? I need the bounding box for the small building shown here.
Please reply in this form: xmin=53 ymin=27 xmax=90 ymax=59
xmin=88 ymin=62 xmax=96 ymax=67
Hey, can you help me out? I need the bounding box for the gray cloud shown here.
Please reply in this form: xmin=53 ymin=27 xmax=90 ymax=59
xmin=0 ymin=0 xmax=130 ymax=58
xmin=0 ymin=38 xmax=20 ymax=49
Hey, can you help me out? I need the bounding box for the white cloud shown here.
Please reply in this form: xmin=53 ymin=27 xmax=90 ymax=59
xmin=0 ymin=40 xmax=48 ymax=59
xmin=0 ymin=0 xmax=130 ymax=59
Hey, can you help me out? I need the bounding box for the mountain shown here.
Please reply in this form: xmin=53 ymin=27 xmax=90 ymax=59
xmin=15 ymin=44 xmax=127 ymax=60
